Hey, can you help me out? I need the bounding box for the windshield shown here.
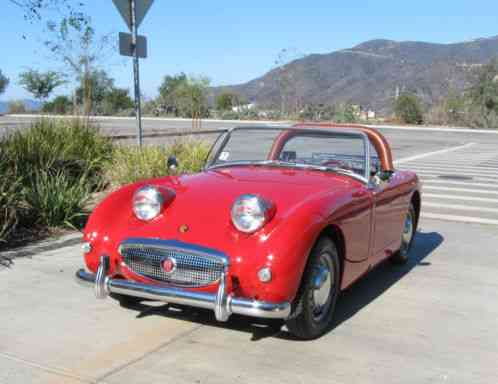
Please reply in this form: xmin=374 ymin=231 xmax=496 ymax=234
xmin=207 ymin=127 xmax=376 ymax=181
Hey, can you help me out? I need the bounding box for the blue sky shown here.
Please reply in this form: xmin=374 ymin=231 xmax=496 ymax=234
xmin=1 ymin=0 xmax=498 ymax=100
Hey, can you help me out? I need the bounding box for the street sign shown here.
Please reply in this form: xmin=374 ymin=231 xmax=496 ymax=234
xmin=119 ymin=32 xmax=147 ymax=58
xmin=112 ymin=0 xmax=154 ymax=31
xmin=112 ymin=0 xmax=154 ymax=147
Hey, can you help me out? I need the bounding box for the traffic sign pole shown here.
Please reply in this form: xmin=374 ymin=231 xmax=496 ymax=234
xmin=130 ymin=0 xmax=143 ymax=146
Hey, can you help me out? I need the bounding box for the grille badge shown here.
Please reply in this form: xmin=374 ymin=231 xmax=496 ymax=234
xmin=161 ymin=257 xmax=177 ymax=274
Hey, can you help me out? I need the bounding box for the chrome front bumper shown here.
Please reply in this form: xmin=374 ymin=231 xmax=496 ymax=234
xmin=76 ymin=256 xmax=291 ymax=321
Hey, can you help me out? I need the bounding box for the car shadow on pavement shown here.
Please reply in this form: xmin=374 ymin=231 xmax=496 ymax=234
xmin=121 ymin=230 xmax=444 ymax=342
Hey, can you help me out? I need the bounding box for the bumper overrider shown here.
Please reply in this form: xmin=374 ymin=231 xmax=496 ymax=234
xmin=76 ymin=256 xmax=291 ymax=321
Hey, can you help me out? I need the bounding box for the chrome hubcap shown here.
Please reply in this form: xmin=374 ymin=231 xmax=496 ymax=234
xmin=311 ymin=254 xmax=334 ymax=322
xmin=400 ymin=211 xmax=414 ymax=255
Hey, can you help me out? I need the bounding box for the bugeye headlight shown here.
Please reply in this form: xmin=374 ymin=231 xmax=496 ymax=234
xmin=133 ymin=185 xmax=165 ymax=221
xmin=231 ymin=194 xmax=275 ymax=233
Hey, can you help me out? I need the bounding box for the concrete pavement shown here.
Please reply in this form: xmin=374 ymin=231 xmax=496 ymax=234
xmin=1 ymin=218 xmax=498 ymax=384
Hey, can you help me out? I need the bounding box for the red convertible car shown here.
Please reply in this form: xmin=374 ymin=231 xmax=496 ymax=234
xmin=76 ymin=124 xmax=421 ymax=339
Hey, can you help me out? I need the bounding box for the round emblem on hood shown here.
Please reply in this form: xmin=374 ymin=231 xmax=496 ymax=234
xmin=179 ymin=224 xmax=189 ymax=233
xmin=161 ymin=257 xmax=177 ymax=273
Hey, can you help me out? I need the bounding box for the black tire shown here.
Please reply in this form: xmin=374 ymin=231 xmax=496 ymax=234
xmin=390 ymin=203 xmax=417 ymax=265
xmin=286 ymin=237 xmax=340 ymax=340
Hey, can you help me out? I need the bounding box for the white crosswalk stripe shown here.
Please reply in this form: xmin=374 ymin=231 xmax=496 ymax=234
xmin=396 ymin=143 xmax=498 ymax=225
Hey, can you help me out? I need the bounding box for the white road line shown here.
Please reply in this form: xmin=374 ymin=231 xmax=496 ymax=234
xmin=421 ymin=212 xmax=498 ymax=225
xmin=424 ymin=193 xmax=498 ymax=203
xmin=423 ymin=186 xmax=498 ymax=195
xmin=415 ymin=170 xmax=498 ymax=180
xmin=422 ymin=179 xmax=498 ymax=188
xmin=407 ymin=166 xmax=498 ymax=175
xmin=399 ymin=165 xmax=498 ymax=176
xmin=404 ymin=162 xmax=498 ymax=168
xmin=394 ymin=143 xmax=476 ymax=165
xmin=423 ymin=202 xmax=498 ymax=214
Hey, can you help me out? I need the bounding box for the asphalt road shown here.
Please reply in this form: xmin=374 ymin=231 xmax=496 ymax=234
xmin=1 ymin=218 xmax=497 ymax=384
xmin=1 ymin=115 xmax=498 ymax=383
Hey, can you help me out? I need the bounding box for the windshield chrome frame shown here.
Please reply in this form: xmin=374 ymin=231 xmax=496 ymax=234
xmin=205 ymin=125 xmax=371 ymax=184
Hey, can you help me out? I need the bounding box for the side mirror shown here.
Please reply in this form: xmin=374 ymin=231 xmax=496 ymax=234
xmin=167 ymin=155 xmax=179 ymax=171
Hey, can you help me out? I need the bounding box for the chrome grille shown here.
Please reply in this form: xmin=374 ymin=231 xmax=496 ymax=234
xmin=120 ymin=240 xmax=226 ymax=287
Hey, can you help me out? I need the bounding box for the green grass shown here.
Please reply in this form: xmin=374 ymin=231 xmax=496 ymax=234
xmin=107 ymin=138 xmax=210 ymax=186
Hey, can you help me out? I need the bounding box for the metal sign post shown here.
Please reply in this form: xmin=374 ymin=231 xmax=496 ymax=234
xmin=130 ymin=0 xmax=143 ymax=146
xmin=113 ymin=0 xmax=154 ymax=147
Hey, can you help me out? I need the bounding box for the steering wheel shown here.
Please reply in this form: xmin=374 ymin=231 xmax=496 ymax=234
xmin=321 ymin=159 xmax=353 ymax=171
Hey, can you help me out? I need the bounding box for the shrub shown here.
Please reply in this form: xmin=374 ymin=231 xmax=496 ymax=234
xmin=4 ymin=118 xmax=113 ymax=189
xmin=0 ymin=151 xmax=23 ymax=243
xmin=42 ymin=95 xmax=73 ymax=114
xmin=23 ymin=171 xmax=91 ymax=228
xmin=394 ymin=94 xmax=424 ymax=124
xmin=107 ymin=138 xmax=210 ymax=186
xmin=0 ymin=118 xmax=113 ymax=245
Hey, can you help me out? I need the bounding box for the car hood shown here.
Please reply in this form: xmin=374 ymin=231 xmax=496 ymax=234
xmin=87 ymin=165 xmax=355 ymax=252
xmin=164 ymin=165 xmax=352 ymax=215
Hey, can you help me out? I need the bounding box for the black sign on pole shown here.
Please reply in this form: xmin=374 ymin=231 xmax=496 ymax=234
xmin=113 ymin=0 xmax=154 ymax=147
xmin=119 ymin=32 xmax=147 ymax=58
xmin=130 ymin=0 xmax=143 ymax=146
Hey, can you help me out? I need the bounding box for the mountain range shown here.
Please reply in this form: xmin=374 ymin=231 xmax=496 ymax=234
xmin=213 ymin=36 xmax=498 ymax=114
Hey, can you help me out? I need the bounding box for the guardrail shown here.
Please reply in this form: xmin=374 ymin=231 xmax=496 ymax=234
xmin=109 ymin=128 xmax=227 ymax=140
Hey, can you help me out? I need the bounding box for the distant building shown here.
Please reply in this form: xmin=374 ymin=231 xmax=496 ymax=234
xmin=232 ymin=103 xmax=256 ymax=113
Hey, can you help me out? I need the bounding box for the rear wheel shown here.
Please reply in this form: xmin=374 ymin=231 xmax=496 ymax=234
xmin=390 ymin=203 xmax=416 ymax=265
xmin=286 ymin=237 xmax=340 ymax=340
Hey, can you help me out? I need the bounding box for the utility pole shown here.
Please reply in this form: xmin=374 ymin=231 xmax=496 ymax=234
xmin=130 ymin=0 xmax=143 ymax=146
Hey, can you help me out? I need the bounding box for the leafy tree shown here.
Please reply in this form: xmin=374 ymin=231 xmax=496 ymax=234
xmin=334 ymin=104 xmax=358 ymax=123
xmin=216 ymin=92 xmax=240 ymax=111
xmin=0 ymin=70 xmax=9 ymax=96
xmin=42 ymin=95 xmax=72 ymax=114
xmin=468 ymin=59 xmax=498 ymax=111
xmin=465 ymin=59 xmax=498 ymax=128
xmin=175 ymin=76 xmax=211 ymax=119
xmin=102 ymin=88 xmax=133 ymax=115
xmin=18 ymin=69 xmax=65 ymax=102
xmin=394 ymin=94 xmax=424 ymax=124
xmin=158 ymin=73 xmax=188 ymax=115
xmin=158 ymin=74 xmax=210 ymax=118
xmin=73 ymin=69 xmax=116 ymax=115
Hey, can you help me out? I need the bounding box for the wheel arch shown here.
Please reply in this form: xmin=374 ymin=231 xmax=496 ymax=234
xmin=317 ymin=224 xmax=346 ymax=287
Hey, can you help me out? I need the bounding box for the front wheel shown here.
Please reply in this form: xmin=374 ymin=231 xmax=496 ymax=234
xmin=286 ymin=237 xmax=340 ymax=340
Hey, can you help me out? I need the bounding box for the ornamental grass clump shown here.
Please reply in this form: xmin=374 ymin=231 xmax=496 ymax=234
xmin=107 ymin=137 xmax=210 ymax=186
xmin=0 ymin=118 xmax=113 ymax=246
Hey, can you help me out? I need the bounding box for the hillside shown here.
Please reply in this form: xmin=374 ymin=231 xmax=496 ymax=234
xmin=213 ymin=36 xmax=498 ymax=114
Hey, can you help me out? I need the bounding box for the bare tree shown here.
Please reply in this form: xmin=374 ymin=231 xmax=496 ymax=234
xmin=7 ymin=0 xmax=83 ymax=22
xmin=273 ymin=48 xmax=307 ymax=116
xmin=43 ymin=16 xmax=114 ymax=115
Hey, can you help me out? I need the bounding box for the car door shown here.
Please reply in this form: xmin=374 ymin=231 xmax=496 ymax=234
xmin=371 ymin=173 xmax=408 ymax=264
